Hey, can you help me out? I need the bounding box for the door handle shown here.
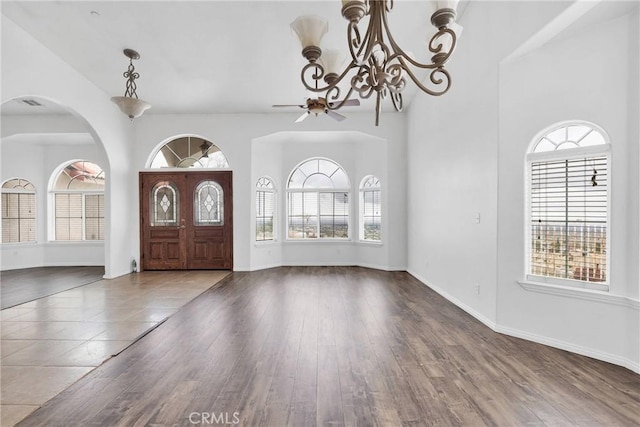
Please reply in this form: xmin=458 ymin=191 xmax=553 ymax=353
xmin=178 ymin=225 xmax=186 ymax=229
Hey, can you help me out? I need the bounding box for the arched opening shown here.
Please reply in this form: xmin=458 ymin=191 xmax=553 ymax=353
xmin=1 ymin=96 xmax=109 ymax=274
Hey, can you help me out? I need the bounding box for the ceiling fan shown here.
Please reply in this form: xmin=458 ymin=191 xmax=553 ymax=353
xmin=272 ymin=97 xmax=360 ymax=123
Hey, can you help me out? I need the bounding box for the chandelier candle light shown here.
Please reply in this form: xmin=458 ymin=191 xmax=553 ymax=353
xmin=111 ymin=48 xmax=151 ymax=121
xmin=291 ymin=0 xmax=460 ymax=126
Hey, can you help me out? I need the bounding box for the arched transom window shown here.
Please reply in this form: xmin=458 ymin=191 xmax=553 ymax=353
xmin=287 ymin=158 xmax=350 ymax=239
xmin=527 ymin=122 xmax=610 ymax=290
xmin=2 ymin=178 xmax=36 ymax=243
xmin=149 ymin=136 xmax=229 ymax=169
xmin=52 ymin=161 xmax=105 ymax=241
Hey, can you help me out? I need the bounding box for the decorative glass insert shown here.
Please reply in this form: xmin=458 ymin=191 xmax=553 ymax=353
xmin=287 ymin=158 xmax=350 ymax=239
xmin=151 ymin=181 xmax=178 ymax=226
xmin=149 ymin=136 xmax=230 ymax=169
xmin=194 ymin=180 xmax=223 ymax=225
xmin=360 ymin=175 xmax=381 ymax=241
xmin=256 ymin=177 xmax=275 ymax=241
xmin=527 ymin=122 xmax=610 ymax=288
xmin=52 ymin=161 xmax=105 ymax=241
xmin=2 ymin=178 xmax=36 ymax=243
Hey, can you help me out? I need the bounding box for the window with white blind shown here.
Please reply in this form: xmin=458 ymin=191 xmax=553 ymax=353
xmin=256 ymin=177 xmax=276 ymax=241
xmin=51 ymin=161 xmax=105 ymax=241
xmin=1 ymin=178 xmax=36 ymax=243
xmin=287 ymin=158 xmax=350 ymax=240
xmin=526 ymin=122 xmax=610 ymax=290
xmin=360 ymin=175 xmax=381 ymax=242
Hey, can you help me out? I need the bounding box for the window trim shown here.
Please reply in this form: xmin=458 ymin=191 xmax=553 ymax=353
xmin=255 ymin=176 xmax=277 ymax=242
xmin=286 ymin=158 xmax=351 ymax=241
xmin=359 ymin=175 xmax=382 ymax=243
xmin=49 ymin=160 xmax=106 ymax=242
xmin=524 ymin=123 xmax=611 ymax=291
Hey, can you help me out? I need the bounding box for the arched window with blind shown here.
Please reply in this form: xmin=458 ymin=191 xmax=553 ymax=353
xmin=360 ymin=175 xmax=381 ymax=242
xmin=1 ymin=178 xmax=36 ymax=243
xmin=287 ymin=158 xmax=350 ymax=240
xmin=256 ymin=177 xmax=276 ymax=241
xmin=526 ymin=122 xmax=610 ymax=290
xmin=51 ymin=160 xmax=105 ymax=241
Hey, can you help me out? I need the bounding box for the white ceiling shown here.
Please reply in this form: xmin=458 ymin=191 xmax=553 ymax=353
xmin=1 ymin=1 xmax=468 ymax=116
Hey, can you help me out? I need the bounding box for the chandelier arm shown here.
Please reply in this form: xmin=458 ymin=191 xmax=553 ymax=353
xmin=405 ymin=66 xmax=452 ymax=96
xmin=300 ymin=63 xmax=328 ymax=93
xmin=428 ymin=27 xmax=457 ymax=65
xmin=390 ymin=90 xmax=403 ymax=112
xmin=325 ymin=87 xmax=357 ymax=111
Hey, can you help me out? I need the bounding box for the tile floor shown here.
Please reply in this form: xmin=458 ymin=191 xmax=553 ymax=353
xmin=0 ymin=270 xmax=230 ymax=426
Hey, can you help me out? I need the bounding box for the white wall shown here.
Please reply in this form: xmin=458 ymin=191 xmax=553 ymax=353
xmin=406 ymin=0 xmax=639 ymax=372
xmin=134 ymin=112 xmax=406 ymax=271
xmin=1 ymin=128 xmax=107 ymax=270
xmin=2 ymin=16 xmax=135 ymax=278
xmin=497 ymin=7 xmax=639 ymax=372
xmin=251 ymin=131 xmax=392 ymax=270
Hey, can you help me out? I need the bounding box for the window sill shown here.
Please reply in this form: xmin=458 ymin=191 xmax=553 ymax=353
xmin=518 ymin=279 xmax=638 ymax=309
xmin=254 ymin=240 xmax=278 ymax=247
xmin=357 ymin=240 xmax=383 ymax=247
xmin=285 ymin=239 xmax=352 ymax=244
xmin=44 ymin=241 xmax=104 ymax=246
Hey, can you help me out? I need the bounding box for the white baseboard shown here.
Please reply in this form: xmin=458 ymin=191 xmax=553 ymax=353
xmin=407 ymin=269 xmax=497 ymax=330
xmin=495 ymin=324 xmax=640 ymax=374
xmin=407 ymin=270 xmax=640 ymax=375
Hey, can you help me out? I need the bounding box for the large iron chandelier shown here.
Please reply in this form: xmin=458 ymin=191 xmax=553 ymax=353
xmin=291 ymin=0 xmax=460 ymax=126
xmin=111 ymin=49 xmax=151 ymax=121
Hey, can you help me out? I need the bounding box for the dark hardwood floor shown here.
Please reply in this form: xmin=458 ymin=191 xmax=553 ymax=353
xmin=1 ymin=266 xmax=104 ymax=309
xmin=17 ymin=267 xmax=639 ymax=426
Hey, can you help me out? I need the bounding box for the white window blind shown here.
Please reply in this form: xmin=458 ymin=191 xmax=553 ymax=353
xmin=530 ymin=155 xmax=607 ymax=283
xmin=256 ymin=177 xmax=276 ymax=241
xmin=287 ymin=158 xmax=350 ymax=240
xmin=360 ymin=175 xmax=381 ymax=241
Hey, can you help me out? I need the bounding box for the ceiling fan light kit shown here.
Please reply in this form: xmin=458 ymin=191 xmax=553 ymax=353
xmin=291 ymin=0 xmax=461 ymax=126
xmin=111 ymin=48 xmax=151 ymax=121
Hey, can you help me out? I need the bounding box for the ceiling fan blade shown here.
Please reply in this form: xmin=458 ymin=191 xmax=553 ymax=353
xmin=295 ymin=112 xmax=310 ymax=123
xmin=326 ymin=110 xmax=347 ymax=122
xmin=341 ymin=99 xmax=361 ymax=107
xmin=327 ymin=99 xmax=360 ymax=108
xmin=273 ymin=104 xmax=305 ymax=108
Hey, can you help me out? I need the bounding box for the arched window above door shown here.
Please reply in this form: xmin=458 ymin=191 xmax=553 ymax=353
xmin=149 ymin=136 xmax=230 ymax=169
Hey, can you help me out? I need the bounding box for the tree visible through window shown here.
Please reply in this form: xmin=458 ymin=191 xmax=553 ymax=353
xmin=1 ymin=178 xmax=36 ymax=243
xmin=527 ymin=122 xmax=609 ymax=288
xmin=52 ymin=161 xmax=105 ymax=241
xmin=287 ymin=158 xmax=350 ymax=239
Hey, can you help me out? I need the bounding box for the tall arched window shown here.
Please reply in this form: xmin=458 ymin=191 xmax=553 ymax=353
xmin=149 ymin=136 xmax=229 ymax=168
xmin=360 ymin=175 xmax=381 ymax=242
xmin=256 ymin=177 xmax=276 ymax=241
xmin=287 ymin=158 xmax=350 ymax=239
xmin=2 ymin=178 xmax=36 ymax=243
xmin=526 ymin=122 xmax=610 ymax=290
xmin=51 ymin=160 xmax=105 ymax=241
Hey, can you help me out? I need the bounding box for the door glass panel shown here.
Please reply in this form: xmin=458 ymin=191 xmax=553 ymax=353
xmin=151 ymin=181 xmax=179 ymax=226
xmin=194 ymin=180 xmax=223 ymax=225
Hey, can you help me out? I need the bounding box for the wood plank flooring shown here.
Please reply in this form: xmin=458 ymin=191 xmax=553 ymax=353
xmin=16 ymin=267 xmax=640 ymax=426
xmin=1 ymin=267 xmax=104 ymax=309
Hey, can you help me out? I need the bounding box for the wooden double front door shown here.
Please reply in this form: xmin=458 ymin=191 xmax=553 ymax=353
xmin=140 ymin=171 xmax=233 ymax=270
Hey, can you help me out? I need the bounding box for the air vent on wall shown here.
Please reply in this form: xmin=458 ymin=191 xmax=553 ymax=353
xmin=21 ymin=99 xmax=43 ymax=107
